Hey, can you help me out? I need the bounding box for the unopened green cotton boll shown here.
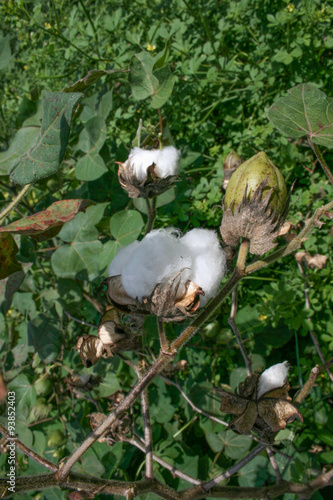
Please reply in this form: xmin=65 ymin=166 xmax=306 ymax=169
xmin=224 ymin=151 xmax=287 ymax=215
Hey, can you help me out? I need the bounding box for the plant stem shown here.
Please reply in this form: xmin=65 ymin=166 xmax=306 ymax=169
xmin=128 ymin=435 xmax=201 ymax=485
xmin=160 ymin=375 xmax=228 ymax=426
xmin=0 ymin=184 xmax=32 ymax=225
xmin=228 ymin=287 xmax=252 ymax=375
xmin=294 ymin=365 xmax=320 ymax=405
xmin=57 ymin=352 xmax=173 ymax=480
xmin=309 ymin=141 xmax=333 ymax=186
xmin=0 ymin=422 xmax=58 ymax=472
xmin=203 ymin=444 xmax=265 ymax=490
xmin=145 ymin=197 xmax=157 ymax=235
xmin=140 ymin=376 xmax=154 ymax=478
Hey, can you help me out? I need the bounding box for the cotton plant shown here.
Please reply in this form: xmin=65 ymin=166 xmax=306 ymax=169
xmin=116 ymin=146 xmax=181 ymax=198
xmin=105 ymin=228 xmax=227 ymax=322
xmin=218 ymin=361 xmax=303 ymax=439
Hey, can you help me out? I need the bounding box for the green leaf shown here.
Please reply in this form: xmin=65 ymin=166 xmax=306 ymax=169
xmin=110 ymin=210 xmax=144 ymax=247
xmin=0 ymin=199 xmax=93 ymax=235
xmin=75 ymin=153 xmax=108 ymax=181
xmin=133 ymin=188 xmax=176 ymax=214
xmin=0 ymin=35 xmax=11 ymax=70
xmin=0 ymin=127 xmax=40 ymax=175
xmin=129 ymin=51 xmax=176 ymax=108
xmin=51 ymin=204 xmax=106 ymax=280
xmin=77 ymin=116 xmax=106 ymax=154
xmin=268 ymin=84 xmax=333 ymax=147
xmin=27 ymin=314 xmax=61 ymax=362
xmin=95 ymin=369 xmax=121 ymax=397
xmin=99 ymin=240 xmax=118 ymax=272
xmin=9 ymin=91 xmax=83 ymax=184
xmin=8 ymin=374 xmax=37 ymax=409
xmin=62 ymin=68 xmax=129 ymax=93
xmin=237 ymin=455 xmax=271 ymax=487
xmin=0 ymin=233 xmax=22 ymax=280
xmin=222 ymin=429 xmax=252 ymax=459
xmin=204 ymin=430 xmax=224 ymax=453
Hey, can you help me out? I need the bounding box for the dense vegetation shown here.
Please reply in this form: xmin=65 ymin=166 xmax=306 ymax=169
xmin=0 ymin=1 xmax=332 ymax=499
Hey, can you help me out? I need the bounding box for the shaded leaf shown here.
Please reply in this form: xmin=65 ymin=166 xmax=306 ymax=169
xmin=0 ymin=233 xmax=22 ymax=280
xmin=268 ymin=83 xmax=333 ymax=147
xmin=51 ymin=204 xmax=106 ymax=280
xmin=77 ymin=116 xmax=106 ymax=154
xmin=62 ymin=68 xmax=129 ymax=93
xmin=0 ymin=199 xmax=93 ymax=235
xmin=0 ymin=127 xmax=40 ymax=175
xmin=8 ymin=374 xmax=37 ymax=409
xmin=0 ymin=35 xmax=11 ymax=70
xmin=238 ymin=455 xmax=271 ymax=487
xmin=9 ymin=91 xmax=83 ymax=184
xmin=75 ymin=153 xmax=108 ymax=181
xmin=27 ymin=314 xmax=61 ymax=362
xmin=222 ymin=429 xmax=252 ymax=459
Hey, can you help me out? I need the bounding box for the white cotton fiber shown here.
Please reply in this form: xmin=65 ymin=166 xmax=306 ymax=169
xmin=108 ymin=227 xmax=226 ymax=306
xmin=126 ymin=146 xmax=180 ymax=182
xmin=181 ymin=229 xmax=227 ymax=305
xmin=111 ymin=229 xmax=191 ymax=301
xmin=257 ymin=361 xmax=290 ymax=399
xmin=154 ymin=146 xmax=181 ymax=178
xmin=108 ymin=240 xmax=140 ymax=277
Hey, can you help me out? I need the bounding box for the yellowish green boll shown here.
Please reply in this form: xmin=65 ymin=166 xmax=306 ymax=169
xmin=224 ymin=151 xmax=288 ymax=215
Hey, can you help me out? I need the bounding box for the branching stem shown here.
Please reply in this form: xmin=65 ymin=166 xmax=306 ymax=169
xmin=0 ymin=184 xmax=32 ymax=225
xmin=309 ymin=141 xmax=333 ymax=186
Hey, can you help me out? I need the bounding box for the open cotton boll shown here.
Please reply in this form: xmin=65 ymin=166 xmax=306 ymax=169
xmin=127 ymin=148 xmax=160 ymax=182
xmin=181 ymin=229 xmax=226 ymax=305
xmin=257 ymin=361 xmax=290 ymax=399
xmin=108 ymin=240 xmax=140 ymax=277
xmin=154 ymin=146 xmax=180 ymax=178
xmin=126 ymin=146 xmax=180 ymax=183
xmin=119 ymin=229 xmax=192 ymax=301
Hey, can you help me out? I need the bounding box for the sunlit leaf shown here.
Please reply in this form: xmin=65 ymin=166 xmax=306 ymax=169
xmin=268 ymin=83 xmax=333 ymax=147
xmin=9 ymin=91 xmax=83 ymax=184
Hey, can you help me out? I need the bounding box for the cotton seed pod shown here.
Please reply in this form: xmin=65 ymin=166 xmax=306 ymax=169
xmin=217 ymin=362 xmax=303 ymax=441
xmin=221 ymin=152 xmax=289 ymax=255
xmin=76 ymin=335 xmax=104 ymax=367
xmin=222 ymin=150 xmax=243 ymax=191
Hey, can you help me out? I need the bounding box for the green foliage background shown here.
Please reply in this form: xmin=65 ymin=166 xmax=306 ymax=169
xmin=0 ymin=0 xmax=332 ymax=498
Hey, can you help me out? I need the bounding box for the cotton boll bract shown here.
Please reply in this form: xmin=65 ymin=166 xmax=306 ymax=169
xmin=257 ymin=361 xmax=290 ymax=399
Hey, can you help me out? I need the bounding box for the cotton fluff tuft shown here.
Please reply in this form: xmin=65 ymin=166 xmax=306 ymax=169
xmin=181 ymin=229 xmax=227 ymax=306
xmin=257 ymin=361 xmax=290 ymax=399
xmin=108 ymin=228 xmax=226 ymax=305
xmin=126 ymin=146 xmax=180 ymax=182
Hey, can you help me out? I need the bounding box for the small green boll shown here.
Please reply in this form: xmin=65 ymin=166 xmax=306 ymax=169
xmin=224 ymin=151 xmax=287 ymax=215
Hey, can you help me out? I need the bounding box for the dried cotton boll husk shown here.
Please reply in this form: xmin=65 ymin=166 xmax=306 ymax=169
xmin=257 ymin=361 xmax=290 ymax=399
xmin=181 ymin=229 xmax=226 ymax=305
xmin=120 ymin=229 xmax=191 ymax=301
